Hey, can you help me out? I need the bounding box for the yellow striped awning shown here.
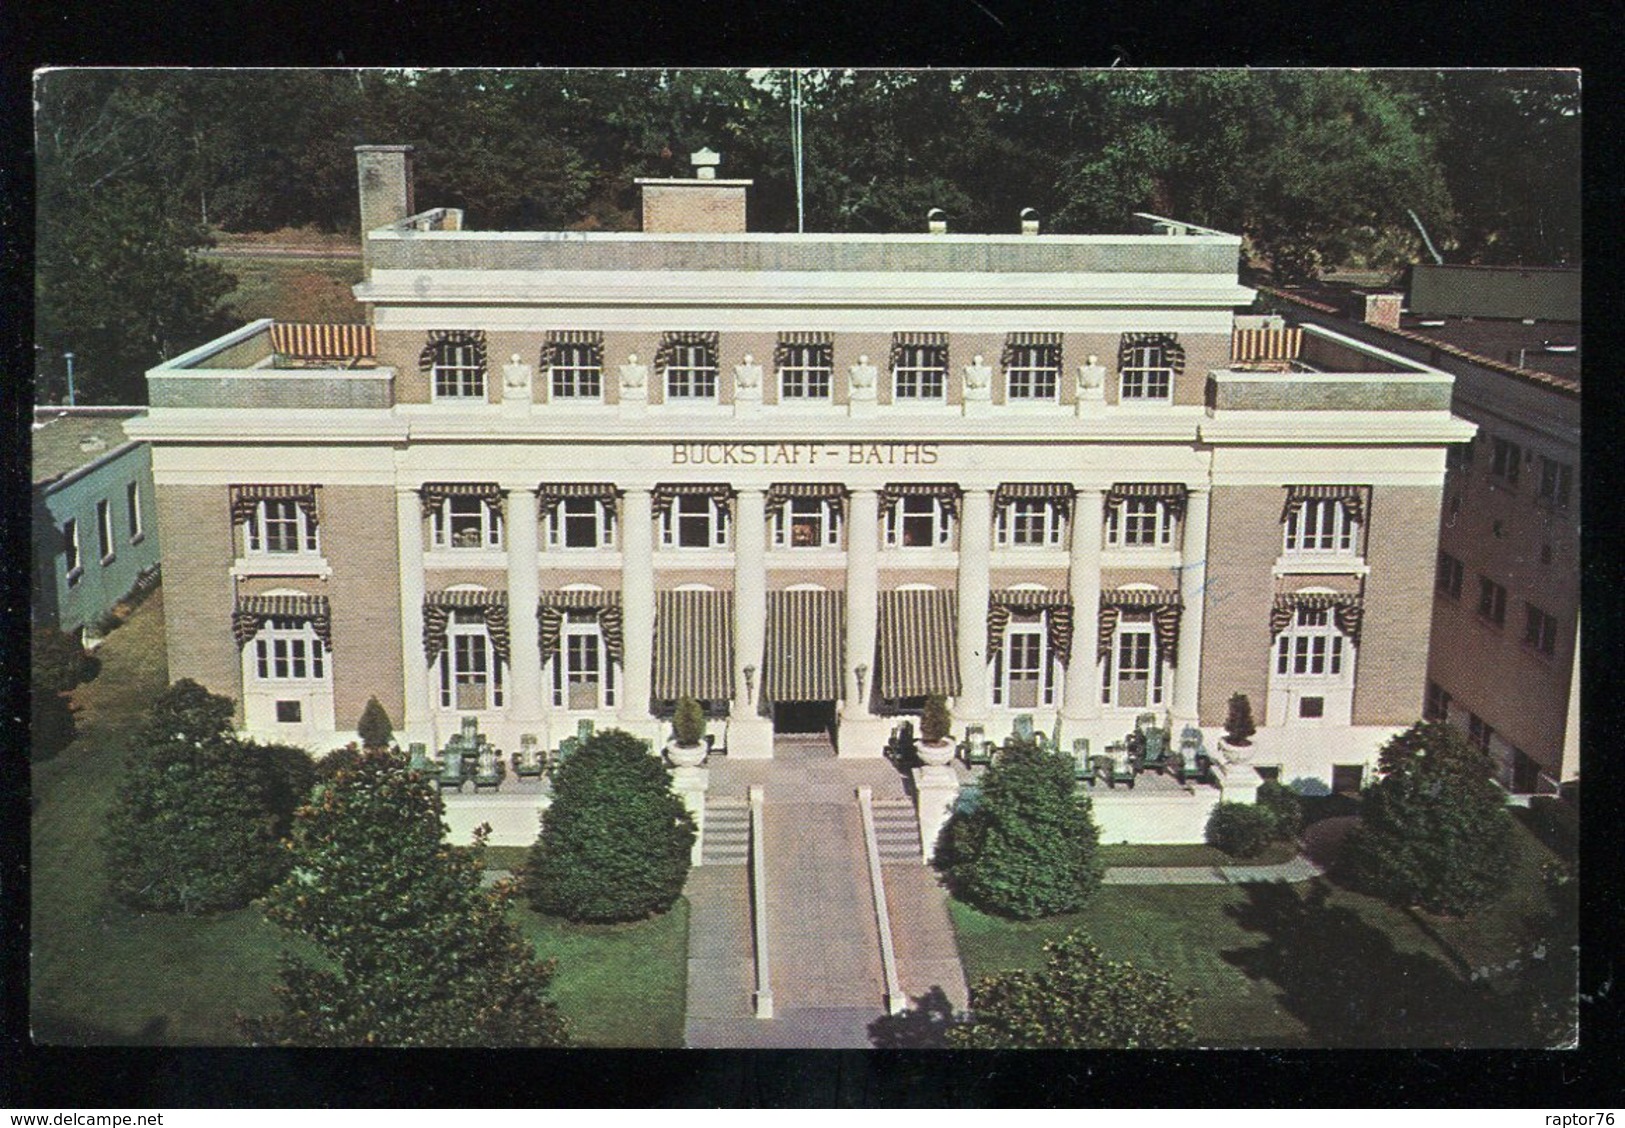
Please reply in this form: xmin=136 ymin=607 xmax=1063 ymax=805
xmin=1282 ymin=484 xmax=1368 ymax=525
xmin=423 ymin=590 xmax=509 ymax=666
xmin=877 ymin=589 xmax=961 ymax=699
xmin=1232 ymin=326 xmax=1302 ymax=363
xmin=536 ymin=590 xmax=623 ymax=667
xmin=763 ymin=589 xmax=845 ymax=702
xmin=228 ymin=483 xmax=320 ymax=527
xmin=270 ymin=323 xmax=375 ymax=362
xmin=653 ymin=589 xmax=735 ymax=701
xmin=232 ymin=593 xmax=331 ymax=649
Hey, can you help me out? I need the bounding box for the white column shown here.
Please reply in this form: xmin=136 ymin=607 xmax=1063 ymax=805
xmin=505 ymin=487 xmax=544 ymax=739
xmin=838 ymin=489 xmax=890 ymax=756
xmin=730 ymin=488 xmax=773 ymax=758
xmin=619 ymin=488 xmax=657 ymax=738
xmin=396 ymin=488 xmax=431 ymax=743
xmin=956 ymin=488 xmax=993 ymax=724
xmin=1173 ymin=487 xmax=1211 ymax=726
xmin=1064 ymin=488 xmax=1104 ymax=722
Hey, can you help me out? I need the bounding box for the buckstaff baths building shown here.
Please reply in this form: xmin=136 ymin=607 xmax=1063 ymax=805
xmin=132 ymin=146 xmax=1474 ymax=798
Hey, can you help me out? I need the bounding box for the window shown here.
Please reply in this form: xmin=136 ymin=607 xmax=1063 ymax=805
xmin=1275 ymin=606 xmax=1345 ymax=678
xmin=1283 ymin=500 xmax=1356 ymax=555
xmin=1436 ymin=551 xmax=1464 ymax=599
xmin=662 ymin=494 xmax=730 ymax=549
xmin=1425 ymin=680 xmax=1452 ymax=722
xmin=1539 ymin=457 xmax=1573 ymax=508
xmin=275 ymin=700 xmax=303 ymax=723
xmin=1119 ymin=343 xmax=1174 ymax=401
xmin=774 ymin=498 xmax=842 ymax=548
xmin=96 ymin=499 xmax=114 ymax=563
xmin=664 ymin=341 xmax=718 ymax=400
xmin=1100 ymin=615 xmax=1165 ymax=708
xmin=1523 ymin=603 xmax=1558 ymax=656
xmin=552 ymin=613 xmax=616 ymax=709
xmin=1004 ymin=343 xmax=1060 ymax=401
xmin=1298 ymin=696 xmax=1325 ymax=719
xmin=885 ymin=495 xmax=953 ymax=548
xmin=892 ymin=342 xmax=948 ymax=400
xmin=778 ymin=341 xmax=833 ymax=400
xmin=1477 ymin=576 xmax=1507 ymax=626
xmin=439 ymin=609 xmax=503 ymax=710
xmin=992 ymin=617 xmax=1058 ymax=708
xmin=548 ymin=498 xmax=616 ymax=550
xmin=63 ymin=519 xmax=82 ymax=586
xmin=996 ymin=499 xmax=1064 ymax=547
xmin=550 ymin=340 xmax=603 ymax=400
xmin=1490 ymin=436 xmax=1522 ymax=487
xmin=432 ymin=496 xmax=503 ymax=550
xmin=246 ymin=499 xmax=319 ymax=555
xmin=252 ymin=617 xmax=326 ymax=682
xmin=1106 ymin=499 xmax=1175 ymax=548
xmin=1446 ymin=439 xmax=1474 ymax=473
xmin=1467 ymin=712 xmax=1493 ymax=753
xmin=431 ymin=340 xmax=486 ymax=400
xmin=126 ymin=481 xmax=143 ymax=542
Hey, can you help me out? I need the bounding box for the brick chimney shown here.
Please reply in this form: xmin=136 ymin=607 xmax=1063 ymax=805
xmin=356 ymin=145 xmax=415 ymax=234
xmin=635 ymin=148 xmax=752 ymax=233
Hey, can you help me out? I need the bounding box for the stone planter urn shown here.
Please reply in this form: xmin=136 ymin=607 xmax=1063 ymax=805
xmin=1218 ymin=737 xmax=1252 ymax=764
xmin=917 ymin=739 xmax=956 ymax=768
xmin=665 ymin=739 xmax=707 ymax=768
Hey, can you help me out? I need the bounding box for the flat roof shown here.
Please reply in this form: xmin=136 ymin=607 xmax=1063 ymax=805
xmin=32 ymin=409 xmax=144 ymax=486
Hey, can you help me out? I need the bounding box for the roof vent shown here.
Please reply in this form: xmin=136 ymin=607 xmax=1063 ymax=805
xmin=79 ymin=434 xmax=107 ymax=454
xmin=927 ymin=208 xmax=948 ymax=236
xmin=1020 ymin=207 xmax=1040 ymax=236
xmin=691 ymin=147 xmax=721 ymax=180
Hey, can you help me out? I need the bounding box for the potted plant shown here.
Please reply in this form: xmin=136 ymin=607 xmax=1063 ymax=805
xmin=916 ymin=694 xmax=956 ymax=767
xmin=1221 ymin=692 xmax=1256 ymax=760
xmin=665 ymin=696 xmax=709 ymax=767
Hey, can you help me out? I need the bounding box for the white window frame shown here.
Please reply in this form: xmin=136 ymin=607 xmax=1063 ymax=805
xmin=96 ymin=498 xmax=115 ymax=563
xmin=661 ymin=494 xmax=730 ymax=549
xmin=990 ymin=616 xmax=1058 ymax=708
xmin=1274 ymin=606 xmax=1346 ymax=679
xmin=664 ymin=342 xmax=719 ymax=401
xmin=63 ymin=518 xmax=82 ymax=586
xmin=431 ymin=341 xmax=486 ymax=401
xmin=252 ymin=616 xmax=328 ymax=683
xmin=1282 ymin=499 xmax=1356 ymax=556
xmin=1100 ymin=615 xmax=1166 ymax=709
xmin=246 ymin=499 xmax=320 ymax=556
xmin=431 ymin=496 xmax=504 ymax=551
xmin=892 ymin=344 xmax=948 ymax=401
xmin=1106 ymin=498 xmax=1175 ymax=548
xmin=550 ymin=614 xmax=617 ymax=710
xmin=995 ymin=499 xmax=1064 ymax=547
xmin=884 ymin=495 xmax=953 ymax=548
xmin=773 ymin=498 xmax=842 ymax=549
xmin=1119 ymin=344 xmax=1174 ymax=402
xmin=777 ymin=343 xmax=833 ymax=401
xmin=547 ymin=498 xmax=617 ymax=550
xmin=126 ymin=481 xmax=144 ymax=543
xmin=438 ymin=609 xmax=504 ymax=710
xmin=1004 ymin=344 xmax=1060 ymax=402
xmin=549 ymin=341 xmax=603 ymax=401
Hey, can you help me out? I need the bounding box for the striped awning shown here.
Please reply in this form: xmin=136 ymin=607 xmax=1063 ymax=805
xmin=774 ymin=332 xmax=833 ymax=371
xmin=270 ymin=322 xmax=374 ymax=362
xmin=419 ymin=482 xmax=505 ymax=518
xmin=1282 ymin=484 xmax=1367 ymax=525
xmin=986 ymin=590 xmax=1073 ymax=666
xmin=889 ymin=332 xmax=948 ymax=372
xmin=540 ymin=329 xmax=604 ymax=369
xmin=229 ymin=484 xmax=320 ymax=528
xmin=879 ymin=482 xmax=961 ymax=520
xmin=763 ymin=590 xmax=846 ymax=702
xmin=1106 ymin=482 xmax=1188 ymax=519
xmin=655 ymin=330 xmax=719 ymax=373
xmin=995 ymin=482 xmax=1073 ymax=506
xmin=877 ymin=589 xmax=961 ymax=698
xmin=765 ymin=482 xmax=849 ymax=505
xmin=232 ymin=593 xmax=331 ymax=650
xmin=537 ymin=590 xmax=624 ymax=666
xmin=651 ymin=482 xmax=735 ymax=516
xmin=1232 ymin=326 xmax=1302 ymax=363
xmin=1117 ymin=332 xmax=1186 ymax=378
xmin=423 ymin=590 xmax=509 ymax=666
xmin=653 ymin=589 xmax=735 ymax=701
xmin=1271 ymin=592 xmax=1364 ymax=644
xmin=535 ymin=482 xmax=620 ymax=512
xmin=1001 ymin=332 xmax=1062 ymax=371
xmin=1097 ymin=589 xmax=1182 ymax=665
xmin=417 ymin=329 xmax=486 ymax=375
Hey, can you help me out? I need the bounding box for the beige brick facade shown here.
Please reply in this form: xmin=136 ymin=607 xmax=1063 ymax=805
xmin=1197 ymin=485 xmax=1280 ymax=725
xmin=153 ymin=483 xmax=242 ymax=716
xmin=323 ymin=485 xmax=406 ymax=733
xmin=1353 ymin=484 xmax=1443 ymax=725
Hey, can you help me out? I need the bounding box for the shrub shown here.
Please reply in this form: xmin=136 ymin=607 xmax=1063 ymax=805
xmin=315 ymin=742 xmax=367 ymax=785
xmin=1223 ymin=693 xmax=1257 ymax=746
xmin=32 ymin=627 xmax=92 ymax=698
xmin=920 ymin=694 xmax=952 ymax=744
xmin=1205 ymin=801 xmax=1279 ymax=858
xmin=672 ymin=696 xmax=706 ymax=746
xmin=256 ymin=740 xmax=318 ymax=838
xmin=357 ymin=696 xmax=394 ymax=749
xmin=1341 ymin=721 xmax=1514 ymax=915
xmin=1256 ymin=779 xmax=1305 ymax=839
xmin=31 ymin=689 xmax=77 ymax=762
xmin=936 ymin=739 xmax=1103 ymax=919
xmin=525 ymin=729 xmax=696 ymax=923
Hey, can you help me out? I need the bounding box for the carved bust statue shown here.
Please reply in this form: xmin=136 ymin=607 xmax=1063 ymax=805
xmin=1079 ymin=353 xmax=1106 ymax=392
xmin=735 ymin=353 xmax=762 ymax=390
xmin=503 ymin=352 xmax=529 ymax=390
xmin=964 ymin=353 xmax=992 ymax=392
xmin=619 ymin=353 xmax=647 ymax=390
xmin=849 ymin=354 xmax=877 ymax=391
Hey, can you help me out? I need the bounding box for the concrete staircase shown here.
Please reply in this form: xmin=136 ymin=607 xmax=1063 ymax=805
xmin=701 ymin=797 xmax=751 ymax=865
xmin=870 ymin=797 xmax=923 ymax=863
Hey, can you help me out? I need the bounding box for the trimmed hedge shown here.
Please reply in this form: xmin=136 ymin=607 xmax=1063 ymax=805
xmin=1205 ymin=802 xmax=1279 ymax=859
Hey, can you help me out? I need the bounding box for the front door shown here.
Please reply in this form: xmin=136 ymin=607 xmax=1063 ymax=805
xmin=773 ymin=700 xmax=835 ymax=735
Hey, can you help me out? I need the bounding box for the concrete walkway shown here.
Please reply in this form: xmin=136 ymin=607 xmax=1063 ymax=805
xmin=1101 ymin=853 xmax=1324 ymax=885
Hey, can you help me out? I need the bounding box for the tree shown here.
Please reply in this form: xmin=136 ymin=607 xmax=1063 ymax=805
xmin=31 ymin=627 xmax=92 ymax=759
xmin=1341 ymin=721 xmax=1514 ymax=915
xmin=103 ymin=679 xmax=311 ymax=913
xmin=1514 ymin=860 xmax=1579 ymax=1046
xmin=947 ymin=932 xmax=1196 ymax=1048
xmin=247 ymin=747 xmax=569 ymax=1047
xmin=1256 ymin=779 xmax=1305 ymax=839
xmin=1224 ymin=693 xmax=1257 ymax=746
xmin=525 ymin=729 xmax=695 ymax=923
xmin=935 ymin=739 xmax=1104 ymax=919
xmin=357 ymin=696 xmax=394 ymax=749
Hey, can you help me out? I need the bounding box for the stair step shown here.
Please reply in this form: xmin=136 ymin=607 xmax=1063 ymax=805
xmin=701 ymin=798 xmax=753 ymax=865
xmin=869 ymin=799 xmax=923 ymax=860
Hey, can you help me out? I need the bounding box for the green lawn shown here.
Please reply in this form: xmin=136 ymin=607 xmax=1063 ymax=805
xmin=222 ymin=256 xmax=365 ymax=323
xmin=31 ymin=593 xmax=688 ymax=1046
xmin=1098 ymin=841 xmax=1296 ymax=868
xmin=950 ymin=821 xmax=1560 ymax=1048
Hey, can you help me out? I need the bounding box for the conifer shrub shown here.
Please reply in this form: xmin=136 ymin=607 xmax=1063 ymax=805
xmin=1223 ymin=693 xmax=1257 ymax=746
xmin=920 ymin=694 xmax=952 ymax=745
xmin=357 ymin=696 xmax=394 ymax=749
xmin=672 ymin=696 xmax=706 ymax=746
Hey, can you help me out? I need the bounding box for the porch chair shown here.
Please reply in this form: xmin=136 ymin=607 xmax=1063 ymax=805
xmin=436 ymin=751 xmax=468 ymax=792
xmin=960 ymin=724 xmax=993 ymax=768
xmin=555 ymin=735 xmax=581 ymax=764
xmin=1010 ymin=714 xmax=1036 ymax=747
xmin=473 ymin=747 xmax=505 ymax=792
xmin=408 ymin=742 xmax=437 ymax=775
xmin=576 ymin=719 xmax=595 ymax=743
xmin=1070 ymin=738 xmax=1092 ymax=782
xmin=1139 ymin=725 xmax=1170 ymax=773
xmin=512 ymin=734 xmax=545 ymax=779
xmin=1170 ymin=749 xmax=1208 ymax=786
xmin=1093 ymin=743 xmax=1136 ymax=789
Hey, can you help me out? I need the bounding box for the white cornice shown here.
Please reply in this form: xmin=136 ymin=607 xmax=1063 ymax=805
xmin=1199 ymin=412 xmax=1478 ymax=445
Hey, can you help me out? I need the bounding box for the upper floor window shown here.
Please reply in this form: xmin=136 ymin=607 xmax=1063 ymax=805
xmin=96 ymin=499 xmax=115 ymax=563
xmin=1107 ymin=498 xmax=1174 ymax=548
xmin=1490 ymin=436 xmax=1522 ymax=487
xmin=885 ymin=493 xmax=954 ymax=548
xmin=996 ymin=499 xmax=1064 ymax=547
xmin=1282 ymin=487 xmax=1364 ymax=556
xmin=439 ymin=608 xmax=505 ymax=710
xmin=660 ymin=492 xmax=731 ymax=549
xmin=1477 ymin=575 xmax=1507 ymax=626
xmin=432 ymin=496 xmax=503 ymax=550
xmin=773 ymin=497 xmax=843 ymax=549
xmin=1425 ymin=680 xmax=1452 ymax=722
xmin=246 ymin=498 xmax=320 ymax=555
xmin=1523 ymin=603 xmax=1558 ymax=656
xmin=1539 ymin=456 xmax=1573 ymax=509
xmin=890 ymin=333 xmax=948 ymax=401
xmin=545 ymin=330 xmax=604 ymax=400
xmin=63 ymin=518 xmax=82 ymax=586
xmin=1467 ymin=712 xmax=1494 ymax=753
xmin=252 ymin=616 xmax=327 ymax=682
xmin=1436 ymin=551 xmax=1464 ymax=599
xmin=658 ymin=331 xmax=719 ymax=401
xmin=547 ymin=497 xmax=617 ymax=549
xmin=1117 ymin=333 xmax=1183 ymax=402
xmin=126 ymin=481 xmax=144 ymax=542
xmin=1002 ymin=334 xmax=1062 ymax=401
xmin=776 ymin=333 xmax=833 ymax=401
xmin=421 ymin=330 xmax=488 ymax=400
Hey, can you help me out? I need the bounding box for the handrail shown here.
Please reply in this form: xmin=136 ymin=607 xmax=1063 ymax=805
xmin=856 ymin=786 xmax=906 ymax=1016
xmin=748 ymin=785 xmax=773 ymax=1019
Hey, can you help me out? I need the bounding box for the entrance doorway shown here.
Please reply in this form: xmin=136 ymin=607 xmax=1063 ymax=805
xmin=773 ymin=700 xmax=835 ymax=736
